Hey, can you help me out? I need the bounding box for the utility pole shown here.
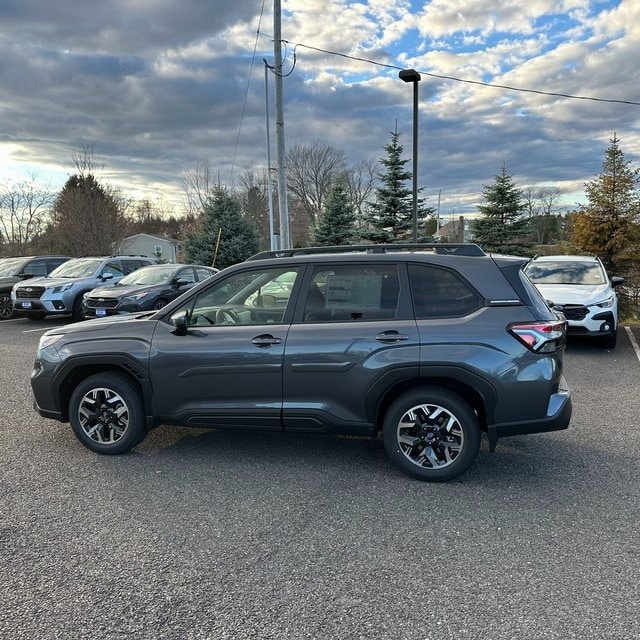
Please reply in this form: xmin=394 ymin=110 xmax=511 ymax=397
xmin=273 ymin=0 xmax=290 ymax=249
xmin=263 ymin=59 xmax=277 ymax=250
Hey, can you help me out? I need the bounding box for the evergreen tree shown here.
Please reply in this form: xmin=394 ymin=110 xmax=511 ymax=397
xmin=184 ymin=186 xmax=260 ymax=269
xmin=313 ymin=180 xmax=356 ymax=246
xmin=571 ymin=134 xmax=640 ymax=272
xmin=471 ymin=165 xmax=532 ymax=256
xmin=362 ymin=130 xmax=433 ymax=243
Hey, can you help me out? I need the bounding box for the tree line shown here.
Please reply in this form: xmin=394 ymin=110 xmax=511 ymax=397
xmin=2 ymin=132 xmax=639 ymax=312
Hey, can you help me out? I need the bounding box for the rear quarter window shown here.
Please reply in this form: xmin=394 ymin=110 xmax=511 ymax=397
xmin=408 ymin=264 xmax=481 ymax=319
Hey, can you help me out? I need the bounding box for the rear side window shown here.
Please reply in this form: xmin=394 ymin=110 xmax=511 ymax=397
xmin=303 ymin=264 xmax=400 ymax=322
xmin=409 ymin=264 xmax=481 ymax=319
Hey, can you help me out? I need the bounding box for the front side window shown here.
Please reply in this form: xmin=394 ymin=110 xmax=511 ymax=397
xmin=303 ymin=264 xmax=400 ymax=322
xmin=102 ymin=261 xmax=125 ymax=278
xmin=24 ymin=260 xmax=48 ymax=276
xmin=409 ymin=264 xmax=481 ymax=319
xmin=181 ymin=267 xmax=300 ymax=326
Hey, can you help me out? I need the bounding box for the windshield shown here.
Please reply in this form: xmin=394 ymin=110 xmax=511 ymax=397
xmin=49 ymin=258 xmax=102 ymax=279
xmin=525 ymin=261 xmax=607 ymax=285
xmin=119 ymin=266 xmax=176 ymax=286
xmin=0 ymin=258 xmax=26 ymax=277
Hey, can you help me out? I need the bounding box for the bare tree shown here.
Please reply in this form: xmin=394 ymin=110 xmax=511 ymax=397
xmin=286 ymin=142 xmax=346 ymax=231
xmin=522 ymin=185 xmax=565 ymax=244
xmin=343 ymin=159 xmax=378 ymax=229
xmin=70 ymin=140 xmax=104 ymax=178
xmin=182 ymin=159 xmax=221 ymax=215
xmin=238 ymin=169 xmax=271 ymax=251
xmin=49 ymin=174 xmax=131 ymax=256
xmin=0 ymin=174 xmax=55 ymax=254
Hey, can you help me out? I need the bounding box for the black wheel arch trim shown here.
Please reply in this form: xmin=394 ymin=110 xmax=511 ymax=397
xmin=51 ymin=353 xmax=158 ymax=428
xmin=365 ymin=364 xmax=499 ymax=428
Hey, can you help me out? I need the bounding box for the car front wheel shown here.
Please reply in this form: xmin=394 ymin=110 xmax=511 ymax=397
xmin=0 ymin=293 xmax=14 ymax=320
xmin=69 ymin=373 xmax=147 ymax=454
xmin=382 ymin=387 xmax=480 ymax=482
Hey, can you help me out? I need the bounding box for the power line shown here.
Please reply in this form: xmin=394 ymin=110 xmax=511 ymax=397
xmin=229 ymin=0 xmax=269 ymax=185
xmin=280 ymin=39 xmax=640 ymax=107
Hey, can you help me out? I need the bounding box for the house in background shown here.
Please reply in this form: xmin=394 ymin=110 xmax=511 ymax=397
xmin=114 ymin=233 xmax=182 ymax=263
xmin=433 ymin=216 xmax=473 ymax=243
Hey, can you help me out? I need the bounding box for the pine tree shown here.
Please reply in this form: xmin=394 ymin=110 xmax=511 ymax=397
xmin=362 ymin=129 xmax=433 ymax=243
xmin=313 ymin=180 xmax=356 ymax=246
xmin=471 ymin=165 xmax=532 ymax=256
xmin=571 ymin=134 xmax=640 ymax=272
xmin=184 ymin=186 xmax=260 ymax=269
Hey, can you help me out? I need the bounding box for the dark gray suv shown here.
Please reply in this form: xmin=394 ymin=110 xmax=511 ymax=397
xmin=31 ymin=244 xmax=572 ymax=481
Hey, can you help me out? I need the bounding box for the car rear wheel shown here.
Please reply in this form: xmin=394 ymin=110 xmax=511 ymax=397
xmin=382 ymin=387 xmax=480 ymax=482
xmin=0 ymin=293 xmax=14 ymax=320
xmin=69 ymin=373 xmax=147 ymax=454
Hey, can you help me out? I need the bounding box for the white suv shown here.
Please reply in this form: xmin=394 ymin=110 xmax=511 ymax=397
xmin=524 ymin=255 xmax=623 ymax=349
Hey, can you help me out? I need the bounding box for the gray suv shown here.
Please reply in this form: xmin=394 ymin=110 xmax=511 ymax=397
xmin=13 ymin=255 xmax=155 ymax=321
xmin=30 ymin=244 xmax=572 ymax=481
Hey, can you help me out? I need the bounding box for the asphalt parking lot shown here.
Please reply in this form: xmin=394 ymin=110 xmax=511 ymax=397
xmin=2 ymin=318 xmax=640 ymax=640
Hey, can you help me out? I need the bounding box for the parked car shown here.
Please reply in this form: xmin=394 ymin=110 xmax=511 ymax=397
xmin=0 ymin=255 xmax=71 ymax=320
xmin=524 ymin=255 xmax=623 ymax=349
xmin=12 ymin=255 xmax=156 ymax=321
xmin=82 ymin=263 xmax=218 ymax=318
xmin=31 ymin=243 xmax=571 ymax=482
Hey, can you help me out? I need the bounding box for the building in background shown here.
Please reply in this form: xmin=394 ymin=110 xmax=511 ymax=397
xmin=114 ymin=233 xmax=181 ymax=263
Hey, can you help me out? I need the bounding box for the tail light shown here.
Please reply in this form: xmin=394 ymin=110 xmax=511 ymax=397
xmin=508 ymin=320 xmax=566 ymax=353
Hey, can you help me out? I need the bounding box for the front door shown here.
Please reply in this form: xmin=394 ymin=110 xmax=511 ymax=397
xmin=150 ymin=265 xmax=302 ymax=429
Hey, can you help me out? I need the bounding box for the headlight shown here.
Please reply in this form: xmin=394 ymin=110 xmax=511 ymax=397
xmin=38 ymin=333 xmax=64 ymax=350
xmin=51 ymin=283 xmax=73 ymax=293
xmin=123 ymin=292 xmax=150 ymax=301
xmin=593 ymin=295 xmax=615 ymax=308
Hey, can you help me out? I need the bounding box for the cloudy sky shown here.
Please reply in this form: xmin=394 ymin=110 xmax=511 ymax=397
xmin=1 ymin=0 xmax=639 ymax=220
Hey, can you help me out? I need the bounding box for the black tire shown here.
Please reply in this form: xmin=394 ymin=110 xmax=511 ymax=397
xmin=382 ymin=386 xmax=480 ymax=482
xmin=68 ymin=373 xmax=147 ymax=454
xmin=599 ymin=328 xmax=617 ymax=349
xmin=153 ymin=298 xmax=168 ymax=310
xmin=71 ymin=296 xmax=84 ymax=322
xmin=0 ymin=293 xmax=14 ymax=320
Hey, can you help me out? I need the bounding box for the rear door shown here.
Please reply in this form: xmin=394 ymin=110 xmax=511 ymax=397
xmin=282 ymin=262 xmax=420 ymax=434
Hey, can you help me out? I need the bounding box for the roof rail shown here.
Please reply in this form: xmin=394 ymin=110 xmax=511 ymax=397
xmin=247 ymin=243 xmax=486 ymax=261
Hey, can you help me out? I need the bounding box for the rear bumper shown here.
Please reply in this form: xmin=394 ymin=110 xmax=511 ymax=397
xmin=487 ymin=385 xmax=572 ymax=450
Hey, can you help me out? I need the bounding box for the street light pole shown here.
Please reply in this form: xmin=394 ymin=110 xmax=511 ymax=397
xmin=399 ymin=68 xmax=421 ymax=243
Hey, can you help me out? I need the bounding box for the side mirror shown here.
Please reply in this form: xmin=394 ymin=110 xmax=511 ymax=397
xmin=20 ymin=272 xmax=35 ymax=280
xmin=611 ymin=276 xmax=624 ymax=287
xmin=101 ymin=272 xmax=114 ymax=281
xmin=174 ymin=278 xmax=189 ymax=288
xmin=170 ymin=309 xmax=190 ymax=335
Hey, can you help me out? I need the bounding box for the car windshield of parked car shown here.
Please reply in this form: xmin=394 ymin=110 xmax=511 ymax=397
xmin=0 ymin=258 xmax=26 ymax=276
xmin=118 ymin=266 xmax=175 ymax=286
xmin=49 ymin=258 xmax=103 ymax=279
xmin=525 ymin=261 xmax=606 ymax=285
